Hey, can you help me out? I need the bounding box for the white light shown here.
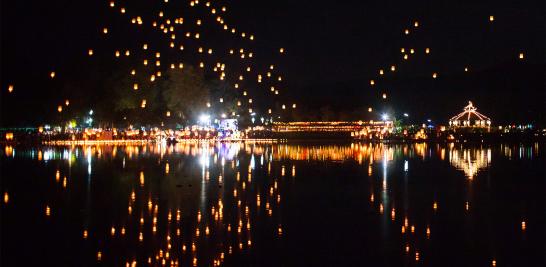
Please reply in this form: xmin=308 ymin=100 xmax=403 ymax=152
xmin=403 ymin=113 xmax=409 ymax=117
xmin=199 ymin=114 xmax=210 ymax=124
xmin=382 ymin=114 xmax=389 ymax=121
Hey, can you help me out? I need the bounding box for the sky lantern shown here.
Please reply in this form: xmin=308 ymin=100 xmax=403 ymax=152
xmin=410 ymin=48 xmax=414 ymax=54
xmin=109 ymin=1 xmax=115 ymax=7
xmin=404 ymin=29 xmax=409 ymax=35
xmin=489 ymin=15 xmax=495 ymax=22
xmin=519 ymin=52 xmax=524 ymax=59
xmin=370 ymin=80 xmax=375 ymax=85
xmin=390 ymin=65 xmax=396 ymax=71
xmin=292 ymin=103 xmax=296 ymax=108
xmin=115 ymin=51 xmax=120 ymax=57
xmin=125 ymin=50 xmax=130 ymax=56
xmin=368 ymin=107 xmax=372 ymax=112
xmin=88 ymin=49 xmax=94 ymax=56
xmin=279 ymin=48 xmax=285 ymax=53
xmin=166 ymin=111 xmax=171 ymax=117
xmin=141 ymin=99 xmax=146 ymax=108
xmin=432 ymin=72 xmax=438 ymax=78
xmin=382 ymin=93 xmax=387 ymax=99
xmin=133 ymin=83 xmax=139 ymax=90
xmin=425 ymin=48 xmax=430 ymax=54
xmin=8 ymin=85 xmax=13 ymax=93
xmin=143 ymin=44 xmax=148 ymax=50
xmin=57 ymin=105 xmax=63 ymax=112
xmin=464 ymin=67 xmax=469 ymax=72
xmin=103 ymin=28 xmax=108 ymax=34
xmin=403 ymin=54 xmax=408 ymax=60
xmin=414 ymin=21 xmax=419 ymax=27
xmin=65 ymin=100 xmax=70 ymax=106
xmin=50 ymin=71 xmax=56 ymax=78
xmin=401 ymin=48 xmax=405 ymax=53
xmin=379 ymin=69 xmax=384 ymax=75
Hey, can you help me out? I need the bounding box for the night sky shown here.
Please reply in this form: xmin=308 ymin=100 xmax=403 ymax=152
xmin=1 ymin=0 xmax=545 ymax=126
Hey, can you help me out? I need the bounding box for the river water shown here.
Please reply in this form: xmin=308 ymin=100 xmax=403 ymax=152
xmin=1 ymin=142 xmax=544 ymax=266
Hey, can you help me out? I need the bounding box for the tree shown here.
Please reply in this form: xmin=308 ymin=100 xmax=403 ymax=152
xmin=162 ymin=66 xmax=210 ymax=123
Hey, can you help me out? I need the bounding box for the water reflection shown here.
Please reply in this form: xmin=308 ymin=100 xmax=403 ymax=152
xmin=0 ymin=142 xmax=543 ymax=266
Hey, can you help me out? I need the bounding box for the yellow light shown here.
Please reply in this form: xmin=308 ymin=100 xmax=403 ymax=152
xmin=7 ymin=85 xmax=14 ymax=93
xmin=115 ymin=51 xmax=120 ymax=57
xmin=382 ymin=93 xmax=387 ymax=99
xmin=282 ymin=105 xmax=286 ymax=109
xmin=57 ymin=105 xmax=63 ymax=112
xmin=519 ymin=52 xmax=524 ymax=59
xmin=489 ymin=15 xmax=494 ymax=22
xmin=414 ymin=21 xmax=419 ymax=27
xmin=279 ymin=48 xmax=285 ymax=53
xmin=368 ymin=107 xmax=372 ymax=112
xmin=143 ymin=44 xmax=148 ymax=50
xmin=65 ymin=99 xmax=70 ymax=106
xmin=292 ymin=104 xmax=296 ymax=108
xmin=141 ymin=99 xmax=147 ymax=108
xmin=166 ymin=111 xmax=171 ymax=117
xmin=464 ymin=67 xmax=469 ymax=72
xmin=109 ymin=1 xmax=115 ymax=7
xmin=425 ymin=48 xmax=430 ymax=54
xmin=401 ymin=48 xmax=405 ymax=53
xmin=103 ymin=28 xmax=108 ymax=34
xmin=432 ymin=72 xmax=438 ymax=79
xmin=133 ymin=83 xmax=139 ymax=90
xmin=379 ymin=69 xmax=384 ymax=75
xmin=390 ymin=65 xmax=396 ymax=71
xmin=404 ymin=29 xmax=409 ymax=35
xmin=50 ymin=72 xmax=56 ymax=78
xmin=370 ymin=80 xmax=375 ymax=85
xmin=125 ymin=50 xmax=130 ymax=56
xmin=88 ymin=49 xmax=94 ymax=56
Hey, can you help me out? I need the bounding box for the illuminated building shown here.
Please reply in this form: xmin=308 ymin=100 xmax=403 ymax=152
xmin=449 ymin=101 xmax=491 ymax=128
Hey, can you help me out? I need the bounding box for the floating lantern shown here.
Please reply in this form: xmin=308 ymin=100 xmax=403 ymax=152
xmin=8 ymin=85 xmax=13 ymax=93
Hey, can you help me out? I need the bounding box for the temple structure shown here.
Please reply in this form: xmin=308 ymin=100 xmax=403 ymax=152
xmin=449 ymin=101 xmax=491 ymax=128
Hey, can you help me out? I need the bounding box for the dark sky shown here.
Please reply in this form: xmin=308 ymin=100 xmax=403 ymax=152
xmin=1 ymin=0 xmax=545 ymax=126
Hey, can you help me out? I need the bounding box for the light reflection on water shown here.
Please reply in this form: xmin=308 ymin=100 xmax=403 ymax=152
xmin=0 ymin=142 xmax=544 ymax=266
